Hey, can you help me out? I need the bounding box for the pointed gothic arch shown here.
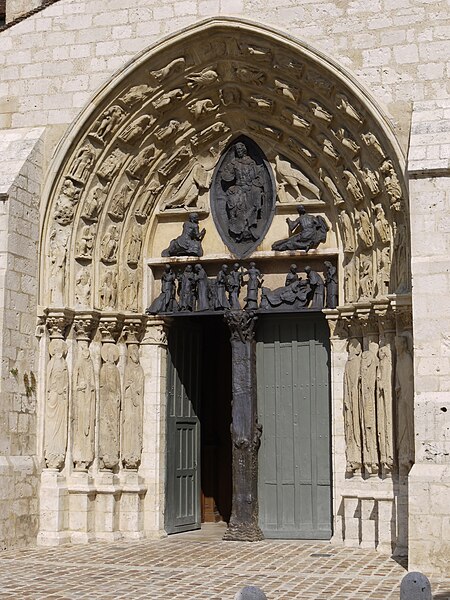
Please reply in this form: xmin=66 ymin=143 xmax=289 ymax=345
xmin=38 ymin=18 xmax=413 ymax=549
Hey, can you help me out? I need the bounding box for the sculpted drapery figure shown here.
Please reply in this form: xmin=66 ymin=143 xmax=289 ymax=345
xmin=260 ymin=264 xmax=310 ymax=310
xmin=343 ymin=338 xmax=362 ymax=473
xmin=377 ymin=338 xmax=394 ymax=472
xmin=243 ymin=262 xmax=263 ymax=310
xmin=395 ymin=335 xmax=415 ymax=472
xmin=147 ymin=264 xmax=178 ymax=314
xmin=194 ymin=264 xmax=210 ymax=311
xmin=44 ymin=340 xmax=69 ymax=470
xmin=272 ymin=205 xmax=328 ymax=252
xmin=162 ymin=213 xmax=205 ymax=257
xmin=99 ymin=343 xmax=121 ymax=471
xmin=214 ymin=264 xmax=231 ymax=310
xmin=360 ymin=337 xmax=379 ymax=474
xmin=221 ymin=141 xmax=266 ymax=243
xmin=324 ymin=261 xmax=338 ymax=309
xmin=122 ymin=345 xmax=144 ymax=470
xmin=72 ymin=341 xmax=96 ymax=471
xmin=305 ymin=266 xmax=325 ymax=309
xmin=48 ymin=229 xmax=68 ymax=306
xmin=228 ymin=263 xmax=243 ymax=310
xmin=179 ymin=265 xmax=196 ymax=311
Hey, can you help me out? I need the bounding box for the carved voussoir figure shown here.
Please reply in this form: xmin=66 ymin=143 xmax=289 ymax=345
xmin=99 ymin=343 xmax=121 ymax=471
xmin=324 ymin=261 xmax=338 ymax=309
xmin=122 ymin=345 xmax=144 ymax=470
xmin=72 ymin=341 xmax=96 ymax=471
xmin=68 ymin=145 xmax=95 ymax=184
xmin=272 ymin=205 xmax=328 ymax=252
xmin=89 ymin=105 xmax=126 ymax=144
xmin=48 ymin=228 xmax=69 ymax=306
xmin=44 ymin=339 xmax=69 ymax=470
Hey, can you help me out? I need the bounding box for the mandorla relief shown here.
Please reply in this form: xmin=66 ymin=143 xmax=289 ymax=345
xmin=40 ymin=28 xmax=411 ymax=492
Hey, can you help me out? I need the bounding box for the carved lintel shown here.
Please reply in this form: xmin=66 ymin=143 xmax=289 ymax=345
xmin=72 ymin=311 xmax=100 ymax=341
xmin=122 ymin=315 xmax=147 ymax=344
xmin=98 ymin=313 xmax=124 ymax=343
xmin=45 ymin=308 xmax=74 ymax=339
xmin=141 ymin=317 xmax=171 ymax=346
xmin=224 ymin=309 xmax=257 ymax=343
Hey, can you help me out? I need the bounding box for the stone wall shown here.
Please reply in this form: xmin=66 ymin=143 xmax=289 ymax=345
xmin=0 ymin=0 xmax=448 ymax=150
xmin=408 ymin=99 xmax=450 ymax=576
xmin=0 ymin=127 xmax=44 ymax=548
xmin=5 ymin=0 xmax=43 ymax=23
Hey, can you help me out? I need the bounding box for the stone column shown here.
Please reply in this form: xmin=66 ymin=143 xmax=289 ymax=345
xmin=325 ymin=309 xmax=350 ymax=545
xmin=67 ymin=312 xmax=99 ymax=544
xmin=37 ymin=309 xmax=73 ymax=546
xmin=120 ymin=316 xmax=147 ymax=540
xmin=139 ymin=317 xmax=170 ymax=538
xmin=94 ymin=314 xmax=123 ymax=542
xmin=223 ymin=310 xmax=263 ymax=542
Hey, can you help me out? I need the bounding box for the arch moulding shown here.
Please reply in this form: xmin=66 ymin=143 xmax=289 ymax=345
xmin=37 ymin=18 xmax=413 ymax=551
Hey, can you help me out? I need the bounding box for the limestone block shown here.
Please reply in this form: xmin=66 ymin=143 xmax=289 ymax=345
xmin=37 ymin=470 xmax=70 ymax=546
xmin=94 ymin=471 xmax=122 ymax=541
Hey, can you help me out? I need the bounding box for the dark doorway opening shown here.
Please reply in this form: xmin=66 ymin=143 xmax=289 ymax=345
xmin=200 ymin=316 xmax=232 ymax=524
xmin=165 ymin=315 xmax=232 ymax=534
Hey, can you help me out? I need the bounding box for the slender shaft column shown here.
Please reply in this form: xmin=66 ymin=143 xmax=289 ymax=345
xmin=223 ymin=310 xmax=263 ymax=542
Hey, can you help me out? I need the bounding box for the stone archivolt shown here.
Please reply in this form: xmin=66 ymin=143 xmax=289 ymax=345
xmin=41 ymin=21 xmax=409 ymax=315
xmin=37 ymin=22 xmax=412 ymax=545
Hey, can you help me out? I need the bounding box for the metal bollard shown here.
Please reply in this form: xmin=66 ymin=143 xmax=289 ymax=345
xmin=400 ymin=572 xmax=432 ymax=600
xmin=234 ymin=585 xmax=268 ymax=600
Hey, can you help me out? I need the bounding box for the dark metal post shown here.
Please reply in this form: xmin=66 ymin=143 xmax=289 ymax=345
xmin=223 ymin=310 xmax=264 ymax=542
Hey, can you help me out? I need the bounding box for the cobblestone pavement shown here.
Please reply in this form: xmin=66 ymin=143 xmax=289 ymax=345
xmin=0 ymin=525 xmax=449 ymax=600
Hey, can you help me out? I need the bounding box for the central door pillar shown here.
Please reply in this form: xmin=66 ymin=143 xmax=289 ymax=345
xmin=223 ymin=310 xmax=264 ymax=542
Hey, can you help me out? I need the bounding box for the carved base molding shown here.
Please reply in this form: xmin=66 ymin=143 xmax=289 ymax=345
xmin=223 ymin=521 xmax=264 ymax=542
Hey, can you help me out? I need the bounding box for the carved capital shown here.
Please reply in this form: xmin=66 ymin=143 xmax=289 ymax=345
xmin=323 ymin=309 xmax=346 ymax=339
xmin=141 ymin=317 xmax=170 ymax=346
xmin=45 ymin=308 xmax=74 ymax=339
xmin=224 ymin=309 xmax=257 ymax=343
xmin=122 ymin=315 xmax=147 ymax=344
xmin=73 ymin=311 xmax=100 ymax=341
xmin=358 ymin=312 xmax=379 ymax=337
xmin=98 ymin=313 xmax=124 ymax=342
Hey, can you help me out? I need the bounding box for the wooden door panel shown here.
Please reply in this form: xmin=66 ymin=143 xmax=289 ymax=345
xmin=257 ymin=315 xmax=332 ymax=539
xmin=166 ymin=325 xmax=201 ymax=535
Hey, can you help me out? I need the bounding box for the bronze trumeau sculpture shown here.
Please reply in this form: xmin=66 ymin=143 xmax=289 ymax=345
xmin=272 ymin=204 xmax=328 ymax=252
xmin=211 ymin=136 xmax=276 ymax=258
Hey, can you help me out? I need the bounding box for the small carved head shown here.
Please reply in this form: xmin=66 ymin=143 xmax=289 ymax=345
xmin=190 ymin=212 xmax=199 ymax=223
xmin=297 ymin=204 xmax=306 ymax=214
xmin=234 ymin=141 xmax=247 ymax=158
xmin=222 ymin=264 xmax=228 ymax=273
xmin=304 ymin=265 xmax=311 ymax=274
xmin=233 ymin=263 xmax=240 ymax=271
xmin=290 ymin=264 xmax=297 ymax=273
xmin=164 ymin=264 xmax=171 ymax=272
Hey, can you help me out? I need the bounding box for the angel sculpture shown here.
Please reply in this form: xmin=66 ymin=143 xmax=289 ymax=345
xmin=272 ymin=205 xmax=328 ymax=252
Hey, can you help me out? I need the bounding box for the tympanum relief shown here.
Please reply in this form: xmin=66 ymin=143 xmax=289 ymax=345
xmin=44 ymin=26 xmax=410 ymax=315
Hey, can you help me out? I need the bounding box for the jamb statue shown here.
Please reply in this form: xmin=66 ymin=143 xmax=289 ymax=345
xmin=272 ymin=205 xmax=328 ymax=252
xmin=162 ymin=212 xmax=206 ymax=257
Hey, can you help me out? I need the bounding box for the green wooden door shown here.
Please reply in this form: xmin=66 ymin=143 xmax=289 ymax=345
xmin=165 ymin=323 xmax=202 ymax=534
xmin=256 ymin=314 xmax=332 ymax=539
